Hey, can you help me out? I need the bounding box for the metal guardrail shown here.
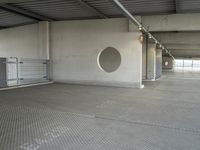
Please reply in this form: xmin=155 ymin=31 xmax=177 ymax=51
xmin=0 ymin=57 xmax=50 ymax=88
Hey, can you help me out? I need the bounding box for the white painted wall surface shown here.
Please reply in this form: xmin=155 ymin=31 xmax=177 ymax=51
xmin=0 ymin=23 xmax=48 ymax=59
xmin=51 ymin=19 xmax=143 ymax=88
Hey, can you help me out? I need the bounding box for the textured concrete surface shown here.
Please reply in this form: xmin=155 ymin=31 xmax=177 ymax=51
xmin=1 ymin=72 xmax=200 ymax=150
xmin=51 ymin=19 xmax=142 ymax=88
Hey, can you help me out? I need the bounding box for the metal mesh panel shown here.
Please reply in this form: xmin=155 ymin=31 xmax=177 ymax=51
xmin=0 ymin=57 xmax=18 ymax=87
xmin=18 ymin=58 xmax=49 ymax=85
xmin=6 ymin=57 xmax=18 ymax=86
xmin=0 ymin=57 xmax=50 ymax=88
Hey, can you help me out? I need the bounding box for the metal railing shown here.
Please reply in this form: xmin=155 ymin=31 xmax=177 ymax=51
xmin=0 ymin=57 xmax=50 ymax=88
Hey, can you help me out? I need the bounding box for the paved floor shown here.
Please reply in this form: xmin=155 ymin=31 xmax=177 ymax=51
xmin=1 ymin=72 xmax=200 ymax=150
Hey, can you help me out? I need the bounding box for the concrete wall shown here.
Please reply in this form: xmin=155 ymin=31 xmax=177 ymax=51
xmin=50 ymin=18 xmax=143 ymax=88
xmin=0 ymin=18 xmax=143 ymax=88
xmin=0 ymin=22 xmax=49 ymax=59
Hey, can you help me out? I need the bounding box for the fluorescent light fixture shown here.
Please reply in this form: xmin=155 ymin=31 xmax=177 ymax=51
xmin=138 ymin=26 xmax=143 ymax=31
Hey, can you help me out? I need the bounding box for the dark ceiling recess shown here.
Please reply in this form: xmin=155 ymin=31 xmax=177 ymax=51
xmin=0 ymin=0 xmax=200 ymax=28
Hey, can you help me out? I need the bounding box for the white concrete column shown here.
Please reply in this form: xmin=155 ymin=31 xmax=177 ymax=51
xmin=142 ymin=35 xmax=147 ymax=80
xmin=147 ymin=43 xmax=156 ymax=81
xmin=156 ymin=48 xmax=162 ymax=79
xmin=38 ymin=21 xmax=50 ymax=59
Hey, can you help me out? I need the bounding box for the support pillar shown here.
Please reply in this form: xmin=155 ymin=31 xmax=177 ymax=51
xmin=156 ymin=48 xmax=162 ymax=79
xmin=38 ymin=21 xmax=50 ymax=60
xmin=147 ymin=43 xmax=156 ymax=81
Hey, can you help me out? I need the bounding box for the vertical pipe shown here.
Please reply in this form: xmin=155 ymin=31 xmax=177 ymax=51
xmin=16 ymin=57 xmax=19 ymax=86
xmin=146 ymin=35 xmax=148 ymax=80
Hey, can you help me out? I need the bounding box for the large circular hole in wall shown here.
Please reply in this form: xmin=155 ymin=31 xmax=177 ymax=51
xmin=98 ymin=47 xmax=121 ymax=73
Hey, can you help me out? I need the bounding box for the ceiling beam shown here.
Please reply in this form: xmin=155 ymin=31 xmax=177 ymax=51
xmin=165 ymin=44 xmax=200 ymax=50
xmin=174 ymin=0 xmax=178 ymax=13
xmin=0 ymin=0 xmax=34 ymax=3
xmin=108 ymin=0 xmax=174 ymax=59
xmin=108 ymin=0 xmax=141 ymax=26
xmin=75 ymin=0 xmax=108 ymax=19
xmin=0 ymin=3 xmax=53 ymax=21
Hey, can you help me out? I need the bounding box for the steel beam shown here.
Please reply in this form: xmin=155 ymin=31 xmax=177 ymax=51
xmin=174 ymin=0 xmax=179 ymax=13
xmin=75 ymin=0 xmax=108 ymax=19
xmin=0 ymin=0 xmax=34 ymax=3
xmin=0 ymin=3 xmax=53 ymax=21
xmin=108 ymin=0 xmax=141 ymax=27
xmin=108 ymin=0 xmax=174 ymax=59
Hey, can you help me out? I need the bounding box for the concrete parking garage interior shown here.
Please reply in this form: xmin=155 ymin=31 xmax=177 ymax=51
xmin=1 ymin=0 xmax=200 ymax=149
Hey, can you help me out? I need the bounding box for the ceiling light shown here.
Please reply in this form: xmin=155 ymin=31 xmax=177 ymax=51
xmin=138 ymin=26 xmax=143 ymax=31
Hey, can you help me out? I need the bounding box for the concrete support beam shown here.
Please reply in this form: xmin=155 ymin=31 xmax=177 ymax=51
xmin=75 ymin=0 xmax=107 ymax=18
xmin=156 ymin=49 xmax=162 ymax=79
xmin=142 ymin=40 xmax=162 ymax=80
xmin=153 ymin=32 xmax=200 ymax=57
xmin=142 ymin=13 xmax=200 ymax=32
xmin=167 ymin=50 xmax=200 ymax=57
xmin=38 ymin=21 xmax=50 ymax=60
xmin=153 ymin=32 xmax=200 ymax=44
xmin=147 ymin=44 xmax=156 ymax=81
xmin=174 ymin=0 xmax=178 ymax=13
xmin=166 ymin=44 xmax=200 ymax=50
xmin=142 ymin=35 xmax=148 ymax=80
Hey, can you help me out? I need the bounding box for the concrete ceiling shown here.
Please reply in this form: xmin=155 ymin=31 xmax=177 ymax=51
xmin=153 ymin=32 xmax=200 ymax=57
xmin=0 ymin=0 xmax=200 ymax=28
xmin=142 ymin=14 xmax=200 ymax=58
xmin=0 ymin=0 xmax=200 ymax=58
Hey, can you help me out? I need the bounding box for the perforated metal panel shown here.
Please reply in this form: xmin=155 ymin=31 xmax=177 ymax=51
xmin=18 ymin=58 xmax=49 ymax=85
xmin=6 ymin=57 xmax=18 ymax=86
xmin=0 ymin=58 xmax=7 ymax=87
xmin=0 ymin=57 xmax=50 ymax=88
xmin=0 ymin=57 xmax=18 ymax=87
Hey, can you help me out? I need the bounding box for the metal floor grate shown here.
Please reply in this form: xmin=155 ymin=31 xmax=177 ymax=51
xmin=0 ymin=103 xmax=200 ymax=150
xmin=1 ymin=72 xmax=200 ymax=150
